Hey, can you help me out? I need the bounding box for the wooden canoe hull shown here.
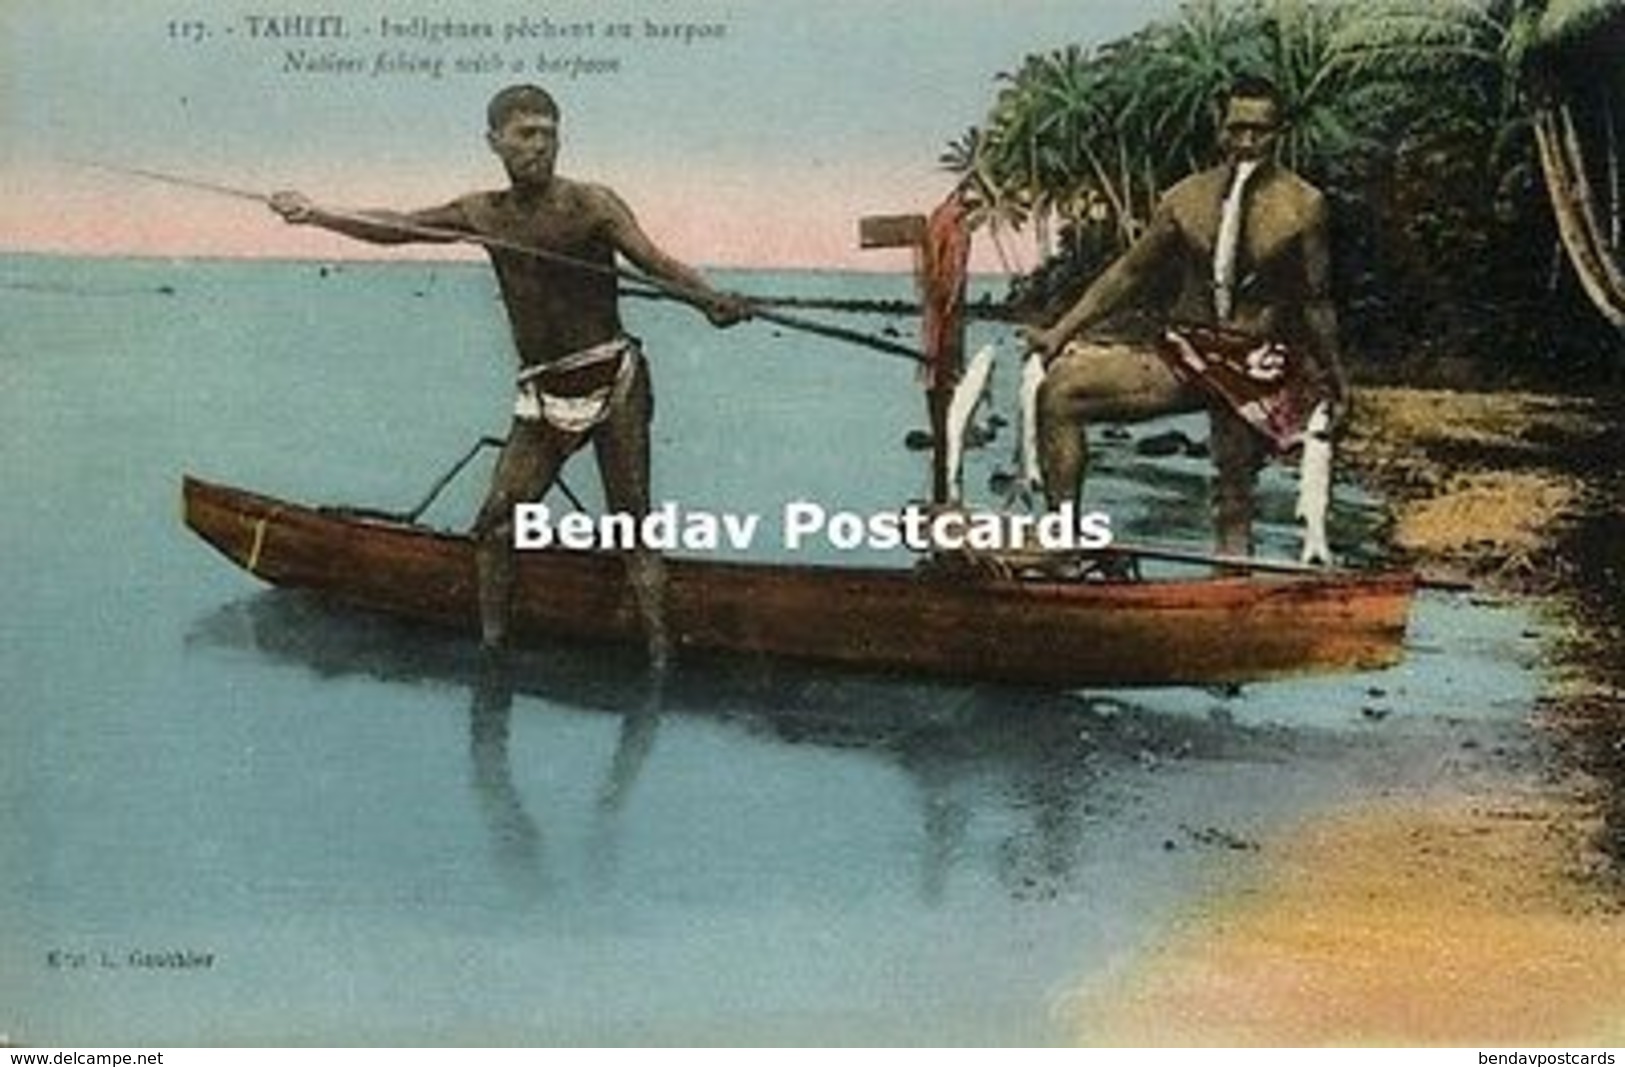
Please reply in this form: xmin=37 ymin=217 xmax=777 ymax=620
xmin=182 ymin=476 xmax=1415 ymax=688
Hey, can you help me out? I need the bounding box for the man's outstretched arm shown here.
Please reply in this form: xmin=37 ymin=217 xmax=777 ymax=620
xmin=591 ymin=185 xmax=750 ymax=327
xmin=269 ymin=191 xmax=470 ymax=246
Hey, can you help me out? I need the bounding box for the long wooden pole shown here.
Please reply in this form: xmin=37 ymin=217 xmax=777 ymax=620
xmin=999 ymin=540 xmax=1464 ymax=589
xmin=79 ymin=160 xmax=928 ymax=364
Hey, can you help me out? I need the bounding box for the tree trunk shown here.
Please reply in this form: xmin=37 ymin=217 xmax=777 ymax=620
xmin=1078 ymin=140 xmax=1134 ymax=249
xmin=1532 ymin=103 xmax=1625 ymax=330
xmin=1559 ymin=103 xmax=1625 ymax=295
xmin=1607 ymin=96 xmax=1620 ymax=250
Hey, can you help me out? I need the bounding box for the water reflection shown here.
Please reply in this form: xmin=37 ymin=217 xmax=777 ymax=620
xmin=468 ymin=650 xmax=546 ymax=896
xmin=188 ymin=590 xmax=1347 ymax=905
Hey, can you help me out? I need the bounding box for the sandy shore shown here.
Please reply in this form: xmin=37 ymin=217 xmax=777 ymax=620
xmin=1072 ymin=386 xmax=1625 ymax=1047
xmin=1076 ymin=794 xmax=1625 ymax=1045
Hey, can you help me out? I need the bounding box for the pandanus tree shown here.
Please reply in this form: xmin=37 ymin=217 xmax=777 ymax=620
xmin=1329 ymin=0 xmax=1625 ymax=331
xmin=1526 ymin=1 xmax=1625 ymax=330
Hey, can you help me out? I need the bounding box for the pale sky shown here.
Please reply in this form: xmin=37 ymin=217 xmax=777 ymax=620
xmin=0 ymin=0 xmax=1179 ymax=271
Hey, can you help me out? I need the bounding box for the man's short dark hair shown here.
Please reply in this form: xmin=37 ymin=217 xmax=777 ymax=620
xmin=487 ymin=84 xmax=559 ymax=130
xmin=1221 ymin=74 xmax=1284 ymax=110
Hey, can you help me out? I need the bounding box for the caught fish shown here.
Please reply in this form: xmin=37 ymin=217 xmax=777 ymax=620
xmin=944 ymin=343 xmax=996 ymax=502
xmin=1018 ymin=349 xmax=1045 ymax=494
xmin=1297 ymin=400 xmax=1334 ymax=566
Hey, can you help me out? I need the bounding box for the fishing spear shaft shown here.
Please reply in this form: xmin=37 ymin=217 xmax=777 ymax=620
xmin=77 ymin=161 xmax=273 ymax=205
xmin=83 ymin=160 xmax=926 ymax=364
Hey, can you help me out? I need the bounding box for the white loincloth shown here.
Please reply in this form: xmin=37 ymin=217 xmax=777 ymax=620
xmin=514 ymin=336 xmax=640 ymax=433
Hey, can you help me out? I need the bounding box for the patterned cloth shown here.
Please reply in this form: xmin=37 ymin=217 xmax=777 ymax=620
xmin=1156 ymin=322 xmax=1319 ymax=453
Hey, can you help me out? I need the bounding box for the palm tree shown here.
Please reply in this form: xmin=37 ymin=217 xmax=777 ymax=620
xmin=939 ymin=126 xmax=1025 ymax=273
xmin=1330 ymin=0 xmax=1625 ymax=329
xmin=1130 ymin=0 xmax=1263 ymax=176
xmin=1261 ymin=0 xmax=1367 ymax=171
xmin=946 ymin=0 xmax=1624 ymax=362
xmin=945 ymin=0 xmax=1372 ymax=269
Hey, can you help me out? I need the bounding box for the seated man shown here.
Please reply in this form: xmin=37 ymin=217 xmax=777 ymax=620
xmin=1021 ymin=74 xmax=1348 ymax=557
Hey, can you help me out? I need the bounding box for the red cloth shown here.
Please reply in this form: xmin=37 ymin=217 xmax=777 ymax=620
xmin=1156 ymin=323 xmax=1319 ymax=453
xmin=918 ymin=191 xmax=971 ymax=390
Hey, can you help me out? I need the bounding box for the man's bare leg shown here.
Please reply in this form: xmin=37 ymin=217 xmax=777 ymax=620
xmin=1037 ymin=374 xmax=1090 ymax=512
xmin=472 ymin=420 xmax=574 ymax=649
xmin=1208 ymin=404 xmax=1266 ymax=559
xmin=595 ymin=358 xmax=670 ymax=671
xmin=1036 ymin=342 xmax=1203 ymax=509
xmin=624 ymin=551 xmax=670 ymax=673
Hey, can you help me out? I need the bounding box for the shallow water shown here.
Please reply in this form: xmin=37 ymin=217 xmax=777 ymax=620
xmin=0 ymin=255 xmax=1545 ymax=1045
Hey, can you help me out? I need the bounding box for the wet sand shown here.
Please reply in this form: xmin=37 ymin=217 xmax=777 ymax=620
xmin=1072 ymin=386 xmax=1625 ymax=1046
xmin=1076 ymin=793 xmax=1625 ymax=1045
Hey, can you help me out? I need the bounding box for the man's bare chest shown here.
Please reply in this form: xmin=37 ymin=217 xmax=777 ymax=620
xmin=1180 ymin=189 xmax=1305 ymax=267
xmin=469 ymin=198 xmax=605 ymax=253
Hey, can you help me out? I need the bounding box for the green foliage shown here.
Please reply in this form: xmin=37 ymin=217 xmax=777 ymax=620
xmin=952 ymin=0 xmax=1623 ymax=376
xmin=950 ymin=1 xmax=1367 ymax=256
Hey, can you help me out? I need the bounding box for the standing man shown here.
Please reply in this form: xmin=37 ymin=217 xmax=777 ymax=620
xmin=1022 ymin=74 xmax=1348 ymax=557
xmin=271 ymin=84 xmax=748 ymax=661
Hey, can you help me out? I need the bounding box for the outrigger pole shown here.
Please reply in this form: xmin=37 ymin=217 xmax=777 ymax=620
xmin=75 ymin=160 xmax=928 ymax=366
xmin=319 ymin=435 xmax=588 ymax=526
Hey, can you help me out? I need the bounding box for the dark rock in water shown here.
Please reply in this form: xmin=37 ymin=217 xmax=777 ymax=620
xmin=1135 ymin=429 xmax=1211 ymax=458
xmin=1181 ymin=824 xmax=1260 ymax=851
xmin=155 ymin=285 xmax=176 ymax=296
xmin=987 ymin=413 xmax=1009 ymax=429
xmin=990 ymin=469 xmax=1039 ymax=509
xmin=905 ymin=420 xmax=996 ymax=452
xmin=1136 ymin=429 xmax=1195 ymax=456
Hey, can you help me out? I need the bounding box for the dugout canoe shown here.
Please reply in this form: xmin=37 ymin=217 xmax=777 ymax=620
xmin=182 ymin=475 xmax=1416 ymax=688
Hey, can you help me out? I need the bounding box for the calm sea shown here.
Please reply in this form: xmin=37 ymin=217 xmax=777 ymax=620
xmin=0 ymin=254 xmax=1544 ymax=1045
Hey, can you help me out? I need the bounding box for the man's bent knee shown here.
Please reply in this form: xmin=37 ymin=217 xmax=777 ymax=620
xmin=1045 ymin=342 xmax=1195 ymax=422
xmin=1036 ymin=375 xmax=1079 ymax=423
